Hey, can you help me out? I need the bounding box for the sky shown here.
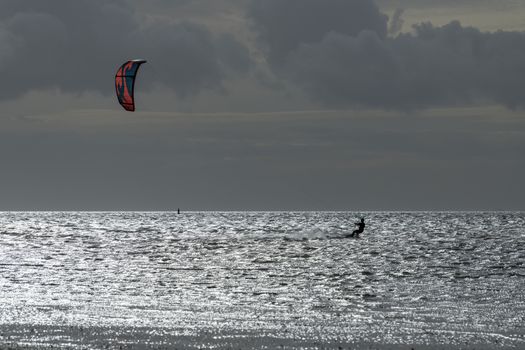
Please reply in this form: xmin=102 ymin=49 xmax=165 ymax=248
xmin=0 ymin=0 xmax=524 ymax=211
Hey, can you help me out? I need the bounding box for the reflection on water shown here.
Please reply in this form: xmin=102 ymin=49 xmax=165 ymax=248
xmin=0 ymin=212 xmax=524 ymax=348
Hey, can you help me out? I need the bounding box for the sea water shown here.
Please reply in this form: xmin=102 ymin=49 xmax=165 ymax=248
xmin=0 ymin=212 xmax=524 ymax=349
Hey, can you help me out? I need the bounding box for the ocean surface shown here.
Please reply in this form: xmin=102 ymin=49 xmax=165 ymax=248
xmin=0 ymin=211 xmax=524 ymax=349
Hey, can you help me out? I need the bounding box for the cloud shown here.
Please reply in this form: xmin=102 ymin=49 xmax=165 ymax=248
xmin=1 ymin=107 xmax=524 ymax=210
xmin=248 ymin=0 xmax=525 ymax=110
xmin=248 ymin=0 xmax=388 ymax=64
xmin=2 ymin=0 xmax=525 ymax=112
xmin=0 ymin=0 xmax=252 ymax=100
xmin=376 ymin=0 xmax=515 ymax=10
xmin=388 ymin=8 xmax=405 ymax=35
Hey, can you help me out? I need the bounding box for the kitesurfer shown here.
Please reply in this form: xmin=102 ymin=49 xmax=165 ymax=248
xmin=350 ymin=218 xmax=365 ymax=237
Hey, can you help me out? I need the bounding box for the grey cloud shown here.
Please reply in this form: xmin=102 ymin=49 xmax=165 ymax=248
xmin=388 ymin=8 xmax=405 ymax=35
xmin=216 ymin=33 xmax=253 ymax=74
xmin=0 ymin=0 xmax=252 ymax=100
xmin=122 ymin=22 xmax=209 ymax=96
xmin=376 ymin=0 xmax=517 ymax=9
xmin=287 ymin=30 xmax=401 ymax=109
xmin=249 ymin=0 xmax=525 ymax=110
xmin=248 ymin=0 xmax=388 ymax=64
xmin=1 ymin=110 xmax=523 ymax=210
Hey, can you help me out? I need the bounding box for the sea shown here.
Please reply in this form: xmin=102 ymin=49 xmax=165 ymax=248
xmin=0 ymin=211 xmax=524 ymax=349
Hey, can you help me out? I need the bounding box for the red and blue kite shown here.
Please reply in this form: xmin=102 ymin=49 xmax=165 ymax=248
xmin=115 ymin=59 xmax=147 ymax=112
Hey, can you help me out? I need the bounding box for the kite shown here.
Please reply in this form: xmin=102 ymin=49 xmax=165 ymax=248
xmin=115 ymin=59 xmax=147 ymax=112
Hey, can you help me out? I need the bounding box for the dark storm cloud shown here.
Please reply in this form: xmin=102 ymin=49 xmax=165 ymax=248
xmin=0 ymin=0 xmax=251 ymax=100
xmin=248 ymin=0 xmax=525 ymax=110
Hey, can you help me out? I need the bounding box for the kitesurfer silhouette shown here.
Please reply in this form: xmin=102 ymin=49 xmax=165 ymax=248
xmin=350 ymin=218 xmax=365 ymax=237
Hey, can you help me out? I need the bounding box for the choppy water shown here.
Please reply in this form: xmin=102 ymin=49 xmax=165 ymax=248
xmin=0 ymin=212 xmax=524 ymax=349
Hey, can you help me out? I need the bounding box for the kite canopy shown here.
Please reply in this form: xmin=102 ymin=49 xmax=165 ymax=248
xmin=115 ymin=59 xmax=147 ymax=112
